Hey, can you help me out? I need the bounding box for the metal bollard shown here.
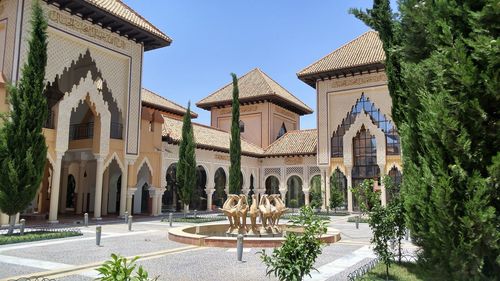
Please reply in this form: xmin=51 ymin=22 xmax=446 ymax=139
xmin=128 ymin=215 xmax=133 ymax=231
xmin=20 ymin=219 xmax=26 ymax=235
xmin=169 ymin=213 xmax=173 ymax=227
xmin=84 ymin=213 xmax=89 ymax=227
xmin=405 ymin=228 xmax=410 ymax=241
xmin=96 ymin=225 xmax=102 ymax=246
xmin=236 ymin=234 xmax=244 ymax=261
xmin=194 ymin=210 xmax=197 ymax=219
xmin=355 ymin=215 xmax=360 ymax=229
xmin=124 ymin=211 xmax=129 ymax=223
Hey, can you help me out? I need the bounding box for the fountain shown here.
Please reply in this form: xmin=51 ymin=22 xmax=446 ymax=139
xmin=168 ymin=194 xmax=341 ymax=248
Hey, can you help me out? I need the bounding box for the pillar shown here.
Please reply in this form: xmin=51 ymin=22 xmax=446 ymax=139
xmin=346 ymin=166 xmax=353 ymax=213
xmin=127 ymin=188 xmax=137 ymax=215
xmin=59 ymin=164 xmax=70 ymax=213
xmin=324 ymin=169 xmax=331 ymax=210
xmin=320 ymin=170 xmax=327 ymax=211
xmin=76 ymin=161 xmax=86 ymax=214
xmin=304 ymin=189 xmax=310 ymax=206
xmin=48 ymin=153 xmax=63 ymax=223
xmin=156 ymin=189 xmax=164 ymax=215
xmin=379 ymin=164 xmax=387 ymax=206
xmin=149 ymin=187 xmax=157 ymax=216
xmin=101 ymin=168 xmax=110 ymax=216
xmin=206 ymin=188 xmax=215 ymax=211
xmin=93 ymin=155 xmax=104 ymax=220
xmin=119 ymin=163 xmax=128 ymax=217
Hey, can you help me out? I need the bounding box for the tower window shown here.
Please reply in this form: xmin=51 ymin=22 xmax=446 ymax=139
xmin=277 ymin=123 xmax=287 ymax=139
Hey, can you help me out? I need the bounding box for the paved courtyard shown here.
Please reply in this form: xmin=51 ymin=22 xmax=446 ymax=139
xmin=0 ymin=215 xmax=413 ymax=281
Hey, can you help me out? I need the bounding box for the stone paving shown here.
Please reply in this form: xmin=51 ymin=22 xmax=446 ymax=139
xmin=0 ymin=214 xmax=392 ymax=281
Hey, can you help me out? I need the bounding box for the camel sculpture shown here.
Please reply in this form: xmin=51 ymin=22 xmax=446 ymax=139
xmin=221 ymin=194 xmax=288 ymax=235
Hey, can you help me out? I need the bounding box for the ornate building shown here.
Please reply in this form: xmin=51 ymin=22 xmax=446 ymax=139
xmin=0 ymin=0 xmax=402 ymax=224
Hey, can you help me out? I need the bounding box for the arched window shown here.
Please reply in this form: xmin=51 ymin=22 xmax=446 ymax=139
xmin=265 ymin=176 xmax=280 ymax=195
xmin=277 ymin=123 xmax=287 ymax=140
xmin=286 ymin=176 xmax=304 ymax=208
xmin=331 ymin=94 xmax=400 ymax=157
xmin=387 ymin=167 xmax=402 ymax=201
xmin=213 ymin=168 xmax=227 ymax=208
xmin=352 ymin=126 xmax=380 ymax=187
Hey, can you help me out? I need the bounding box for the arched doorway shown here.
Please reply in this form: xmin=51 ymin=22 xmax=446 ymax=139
xmin=352 ymin=126 xmax=380 ymax=211
xmin=213 ymin=168 xmax=227 ymax=208
xmin=265 ymin=176 xmax=280 ymax=195
xmin=286 ymin=176 xmax=305 ymax=208
xmin=309 ymin=175 xmax=322 ymax=209
xmin=65 ymin=175 xmax=76 ymax=210
xmin=163 ymin=163 xmax=179 ymax=212
xmin=191 ymin=166 xmax=207 ymax=211
xmin=330 ymin=168 xmax=348 ymax=210
xmin=134 ymin=162 xmax=152 ymax=214
xmin=387 ymin=167 xmax=402 ymax=201
xmin=141 ymin=183 xmax=149 ymax=214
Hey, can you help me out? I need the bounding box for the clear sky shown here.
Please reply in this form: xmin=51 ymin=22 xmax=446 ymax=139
xmin=123 ymin=0 xmax=376 ymax=129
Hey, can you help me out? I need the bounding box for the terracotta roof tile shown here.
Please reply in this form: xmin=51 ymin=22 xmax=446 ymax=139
xmin=141 ymin=88 xmax=198 ymax=118
xmin=264 ymin=129 xmax=317 ymax=156
xmin=162 ymin=117 xmax=264 ymax=156
xmin=197 ymin=68 xmax=313 ymax=115
xmin=84 ymin=0 xmax=171 ymax=43
xmin=297 ymin=31 xmax=384 ymax=78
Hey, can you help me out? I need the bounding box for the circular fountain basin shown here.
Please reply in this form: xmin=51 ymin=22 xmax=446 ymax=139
xmin=168 ymin=223 xmax=341 ymax=248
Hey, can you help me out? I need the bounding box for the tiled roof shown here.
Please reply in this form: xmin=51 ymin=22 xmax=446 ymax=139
xmin=197 ymin=68 xmax=313 ymax=115
xmin=297 ymin=31 xmax=385 ymax=79
xmin=264 ymin=129 xmax=317 ymax=156
xmin=141 ymin=88 xmax=198 ymax=118
xmin=84 ymin=0 xmax=171 ymax=43
xmin=162 ymin=117 xmax=264 ymax=156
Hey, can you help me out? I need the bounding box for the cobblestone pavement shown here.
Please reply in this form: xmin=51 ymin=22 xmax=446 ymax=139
xmin=0 ymin=214 xmax=407 ymax=281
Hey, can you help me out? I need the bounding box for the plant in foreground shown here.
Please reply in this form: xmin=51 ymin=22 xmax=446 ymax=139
xmin=260 ymin=206 xmax=328 ymax=281
xmin=96 ymin=254 xmax=158 ymax=281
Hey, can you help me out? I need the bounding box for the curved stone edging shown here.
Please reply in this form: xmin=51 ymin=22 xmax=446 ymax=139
xmin=168 ymin=223 xmax=341 ymax=248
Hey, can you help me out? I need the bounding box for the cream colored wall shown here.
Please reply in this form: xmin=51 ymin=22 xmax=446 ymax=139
xmin=0 ymin=83 xmax=7 ymax=117
xmin=0 ymin=0 xmax=19 ymax=81
xmin=210 ymin=102 xmax=300 ymax=148
xmin=315 ymin=71 xmax=389 ymax=166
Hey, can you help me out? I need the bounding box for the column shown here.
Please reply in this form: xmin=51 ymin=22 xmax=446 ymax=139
xmin=59 ymin=164 xmax=70 ymax=213
xmin=346 ymin=166 xmax=353 ymax=213
xmin=101 ymin=168 xmax=110 ymax=216
xmin=76 ymin=161 xmax=86 ymax=214
xmin=379 ymin=164 xmax=387 ymax=206
xmin=156 ymin=189 xmax=164 ymax=215
xmin=48 ymin=153 xmax=63 ymax=223
xmin=320 ymin=170 xmax=327 ymax=211
xmin=127 ymin=188 xmax=137 ymax=215
xmin=149 ymin=187 xmax=157 ymax=216
xmin=93 ymin=155 xmax=104 ymax=220
xmin=206 ymin=188 xmax=215 ymax=211
xmin=304 ymin=189 xmax=310 ymax=206
xmin=119 ymin=164 xmax=128 ymax=217
xmin=324 ymin=169 xmax=331 ymax=210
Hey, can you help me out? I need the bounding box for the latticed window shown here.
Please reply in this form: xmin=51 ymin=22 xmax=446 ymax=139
xmin=352 ymin=126 xmax=380 ymax=188
xmin=277 ymin=122 xmax=287 ymax=140
xmin=331 ymin=94 xmax=401 ymax=157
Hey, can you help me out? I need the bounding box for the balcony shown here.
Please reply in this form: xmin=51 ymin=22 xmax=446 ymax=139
xmin=111 ymin=122 xmax=123 ymax=139
xmin=69 ymin=122 xmax=94 ymax=140
xmin=44 ymin=111 xmax=55 ymax=129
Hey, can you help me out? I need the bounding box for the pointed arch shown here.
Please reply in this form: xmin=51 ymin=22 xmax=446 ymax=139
xmin=136 ymin=156 xmax=154 ymax=178
xmin=55 ymin=72 xmax=111 ymax=155
xmin=103 ymin=152 xmax=125 ymax=173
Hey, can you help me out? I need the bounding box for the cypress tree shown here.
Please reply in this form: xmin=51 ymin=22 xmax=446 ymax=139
xmin=351 ymin=0 xmax=499 ymax=279
xmin=228 ymin=73 xmax=242 ymax=195
xmin=0 ymin=0 xmax=48 ymax=234
xmin=176 ymin=102 xmax=196 ymax=213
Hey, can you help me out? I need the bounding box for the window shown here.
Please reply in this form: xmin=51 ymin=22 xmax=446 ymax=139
xmin=331 ymin=94 xmax=401 ymax=157
xmin=352 ymin=126 xmax=380 ymax=187
xmin=277 ymin=123 xmax=287 ymax=139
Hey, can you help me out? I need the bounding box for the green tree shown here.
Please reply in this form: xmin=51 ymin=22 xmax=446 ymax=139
xmin=351 ymin=1 xmax=500 ymax=279
xmin=228 ymin=73 xmax=241 ymax=195
xmin=176 ymin=102 xmax=196 ymax=213
xmin=0 ymin=0 xmax=48 ymax=235
xmin=329 ymin=176 xmax=345 ymax=212
xmin=369 ymin=204 xmax=396 ymax=281
xmin=260 ymin=206 xmax=328 ymax=281
xmin=350 ymin=179 xmax=380 ymax=216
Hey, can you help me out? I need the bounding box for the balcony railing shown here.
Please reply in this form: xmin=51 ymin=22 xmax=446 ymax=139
xmin=44 ymin=110 xmax=55 ymax=129
xmin=69 ymin=122 xmax=94 ymax=140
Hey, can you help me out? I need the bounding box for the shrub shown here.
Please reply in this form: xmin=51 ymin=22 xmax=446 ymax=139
xmin=96 ymin=254 xmax=158 ymax=281
xmin=260 ymin=206 xmax=328 ymax=281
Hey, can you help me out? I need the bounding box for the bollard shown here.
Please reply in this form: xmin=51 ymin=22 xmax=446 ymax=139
xmin=195 ymin=226 xmax=200 ymax=234
xmin=96 ymin=225 xmax=102 ymax=246
xmin=20 ymin=219 xmax=26 ymax=236
xmin=128 ymin=215 xmax=133 ymax=231
xmin=84 ymin=213 xmax=89 ymax=227
xmin=169 ymin=213 xmax=173 ymax=227
xmin=405 ymin=228 xmax=410 ymax=241
xmin=194 ymin=210 xmax=197 ymax=219
xmin=355 ymin=215 xmax=360 ymax=229
xmin=236 ymin=234 xmax=244 ymax=262
xmin=124 ymin=211 xmax=129 ymax=223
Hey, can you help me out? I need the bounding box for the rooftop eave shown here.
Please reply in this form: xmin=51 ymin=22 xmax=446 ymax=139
xmin=297 ymin=62 xmax=385 ymax=88
xmin=142 ymin=101 xmax=198 ymax=118
xmin=44 ymin=0 xmax=172 ymax=51
xmin=162 ymin=136 xmax=263 ymax=158
xmin=196 ymin=95 xmax=313 ymax=115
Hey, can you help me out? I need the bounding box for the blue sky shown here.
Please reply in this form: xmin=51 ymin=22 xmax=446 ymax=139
xmin=124 ymin=0 xmax=375 ymax=129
